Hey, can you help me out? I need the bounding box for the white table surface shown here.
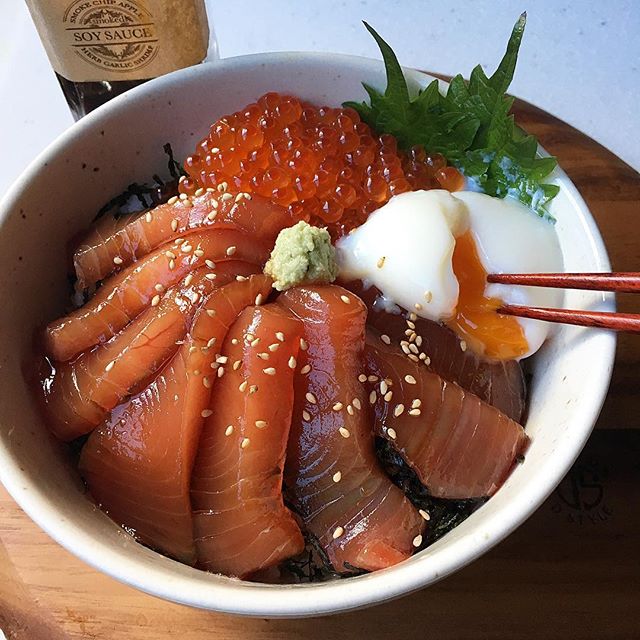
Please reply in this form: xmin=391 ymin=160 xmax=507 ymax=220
xmin=1 ymin=0 xmax=639 ymax=200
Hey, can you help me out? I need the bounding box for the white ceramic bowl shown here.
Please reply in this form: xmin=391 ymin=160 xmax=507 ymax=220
xmin=0 ymin=53 xmax=616 ymax=617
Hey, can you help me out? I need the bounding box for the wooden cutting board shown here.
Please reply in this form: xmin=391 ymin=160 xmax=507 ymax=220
xmin=1 ymin=98 xmax=638 ymax=640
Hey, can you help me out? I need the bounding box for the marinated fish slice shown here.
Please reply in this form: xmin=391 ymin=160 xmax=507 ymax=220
xmin=79 ymin=275 xmax=273 ymax=564
xmin=41 ymin=262 xmax=257 ymax=441
xmin=47 ymin=229 xmax=270 ymax=361
xmin=343 ymin=280 xmax=526 ymax=422
xmin=279 ymin=285 xmax=424 ymax=573
xmin=191 ymin=304 xmax=305 ymax=578
xmin=74 ymin=191 xmax=292 ymax=288
xmin=364 ymin=330 xmax=528 ymax=499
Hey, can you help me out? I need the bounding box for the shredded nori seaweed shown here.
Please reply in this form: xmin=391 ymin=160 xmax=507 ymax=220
xmin=376 ymin=438 xmax=487 ymax=548
xmin=92 ymin=143 xmax=184 ymax=222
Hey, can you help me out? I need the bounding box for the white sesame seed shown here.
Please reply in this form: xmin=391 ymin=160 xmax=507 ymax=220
xmin=412 ymin=399 xmax=422 ymax=408
xmin=339 ymin=427 xmax=350 ymax=438
xmin=233 ymin=360 xmax=241 ymax=371
xmin=414 ymin=303 xmax=423 ymax=311
xmin=263 ymin=367 xmax=276 ymax=376
xmin=104 ymin=360 xmax=115 ymax=372
xmin=216 ymin=355 xmax=228 ymax=364
xmin=367 ymin=375 xmax=379 ymax=383
xmin=353 ymin=398 xmax=362 ymax=410
xmin=174 ymin=238 xmax=185 ymax=245
xmin=225 ymin=425 xmax=234 ymax=436
xmin=189 ymin=346 xmax=198 ymax=354
xmin=332 ymin=402 xmax=343 ymax=411
xmin=404 ymin=375 xmax=417 ymax=385
xmin=205 ymin=259 xmax=216 ymax=269
xmin=203 ymin=376 xmax=212 ymax=388
xmin=384 ymin=390 xmax=393 ymax=402
xmin=171 ymin=218 xmax=179 ymax=231
xmin=151 ymin=294 xmax=161 ymax=307
xmin=267 ymin=343 xmax=279 ymax=352
xmin=377 ymin=256 xmax=386 ymax=269
xmin=409 ymin=343 xmax=419 ymax=355
xmin=154 ymin=283 xmax=164 ymax=292
xmin=415 ymin=335 xmax=423 ymax=347
xmin=305 ymin=392 xmax=317 ymax=404
xmin=206 ymin=309 xmax=216 ymax=317
xmin=234 ymin=193 xmax=244 ymax=203
xmin=211 ymin=198 xmax=219 ymax=208
xmin=184 ymin=273 xmax=194 ymax=287
xmin=460 ymin=340 xmax=467 ymax=352
xmin=275 ymin=332 xmax=285 ymax=342
xmin=255 ymin=420 xmax=268 ymax=429
xmin=244 ymin=193 xmax=252 ymax=200
xmin=257 ymin=352 xmax=269 ymax=360
xmin=249 ymin=385 xmax=258 ymax=394
xmin=181 ymin=244 xmax=193 ymax=254
xmin=408 ymin=408 xmax=421 ymax=416
xmin=195 ymin=188 xmax=204 ymax=197
xmin=221 ymin=192 xmax=233 ymax=201
xmin=300 ymin=364 xmax=311 ymax=375
xmin=168 ymin=196 xmax=178 ymax=205
xmin=380 ymin=380 xmax=388 ymax=395
xmin=236 ymin=275 xmax=248 ymax=282
xmin=369 ymin=390 xmax=377 ymax=404
xmin=408 ymin=354 xmax=419 ymax=362
xmin=409 ymin=312 xmax=418 ymax=322
xmin=231 ymin=338 xmax=239 ymax=345
xmin=241 ymin=437 xmax=250 ymax=449
xmin=358 ymin=374 xmax=367 ymax=383
xmin=381 ymin=334 xmax=391 ymax=345
xmin=205 ymin=273 xmax=217 ymax=281
xmin=201 ymin=409 xmax=213 ymax=418
xmin=194 ymin=249 xmax=205 ymax=257
xmin=340 ymin=295 xmax=351 ymax=304
xmin=424 ymin=291 xmax=433 ymax=302
xmin=299 ymin=338 xmax=308 ymax=351
xmin=217 ymin=367 xmax=225 ymax=378
xmin=239 ymin=381 xmax=248 ymax=392
xmin=288 ymin=356 xmax=297 ymax=369
xmin=346 ymin=405 xmax=354 ymax=416
xmin=401 ymin=343 xmax=411 ymax=355
xmin=412 ymin=534 xmax=423 ymax=548
xmin=193 ymin=369 xmax=201 ymax=376
xmin=250 ymin=338 xmax=260 ymax=347
xmin=419 ymin=509 xmax=431 ymax=521
xmin=226 ymin=245 xmax=237 ymax=256
xmin=332 ymin=526 xmax=344 ymax=539
xmin=207 ymin=211 xmax=217 ymax=221
xmin=302 ymin=410 xmax=311 ymax=421
xmin=217 ymin=182 xmax=227 ymax=192
xmin=113 ymin=256 xmax=123 ymax=265
xmin=333 ymin=471 xmax=342 ymax=483
xmin=145 ymin=212 xmax=152 ymax=223
xmin=406 ymin=320 xmax=416 ymax=330
xmin=394 ymin=404 xmax=405 ymax=417
xmin=255 ymin=293 xmax=264 ymax=306
xmin=387 ymin=428 xmax=397 ymax=440
xmin=179 ymin=193 xmax=188 ymax=201
xmin=169 ymin=259 xmax=175 ymax=270
xmin=246 ymin=334 xmax=254 ymax=342
xmin=206 ymin=337 xmax=217 ymax=348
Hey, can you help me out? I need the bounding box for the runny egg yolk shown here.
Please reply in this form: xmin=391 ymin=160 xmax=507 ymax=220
xmin=448 ymin=232 xmax=528 ymax=360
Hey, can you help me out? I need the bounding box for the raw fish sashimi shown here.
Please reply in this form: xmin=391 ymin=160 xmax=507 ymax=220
xmin=79 ymin=275 xmax=272 ymax=564
xmin=365 ymin=330 xmax=528 ymax=499
xmin=191 ymin=304 xmax=305 ymax=577
xmin=74 ymin=191 xmax=292 ymax=288
xmin=344 ymin=280 xmax=526 ymax=422
xmin=279 ymin=285 xmax=424 ymax=573
xmin=41 ymin=262 xmax=257 ymax=441
xmin=47 ymin=229 xmax=270 ymax=361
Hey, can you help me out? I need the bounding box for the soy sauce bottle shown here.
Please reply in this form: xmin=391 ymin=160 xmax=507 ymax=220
xmin=25 ymin=0 xmax=217 ymax=120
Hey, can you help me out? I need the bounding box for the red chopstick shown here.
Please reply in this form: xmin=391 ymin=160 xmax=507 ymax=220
xmin=488 ymin=271 xmax=640 ymax=333
xmin=487 ymin=272 xmax=640 ymax=293
xmin=497 ymin=304 xmax=640 ymax=333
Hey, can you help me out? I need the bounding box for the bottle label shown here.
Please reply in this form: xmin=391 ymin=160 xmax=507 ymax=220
xmin=25 ymin=0 xmax=209 ymax=82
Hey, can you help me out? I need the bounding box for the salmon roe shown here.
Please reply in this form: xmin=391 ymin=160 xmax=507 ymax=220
xmin=181 ymin=92 xmax=464 ymax=238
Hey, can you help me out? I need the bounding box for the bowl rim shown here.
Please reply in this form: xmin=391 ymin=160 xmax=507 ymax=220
xmin=0 ymin=50 xmax=617 ymax=618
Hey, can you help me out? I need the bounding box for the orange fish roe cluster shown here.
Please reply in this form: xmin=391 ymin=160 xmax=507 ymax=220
xmin=180 ymin=92 xmax=464 ymax=237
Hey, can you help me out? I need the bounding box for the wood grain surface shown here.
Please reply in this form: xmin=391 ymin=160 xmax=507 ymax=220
xmin=0 ymin=99 xmax=638 ymax=639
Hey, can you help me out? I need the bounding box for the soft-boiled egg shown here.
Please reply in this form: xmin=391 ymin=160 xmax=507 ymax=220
xmin=336 ymin=189 xmax=563 ymax=360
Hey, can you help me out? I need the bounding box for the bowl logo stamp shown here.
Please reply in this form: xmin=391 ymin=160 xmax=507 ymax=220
xmin=551 ymin=459 xmax=611 ymax=525
xmin=63 ymin=0 xmax=159 ymax=73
